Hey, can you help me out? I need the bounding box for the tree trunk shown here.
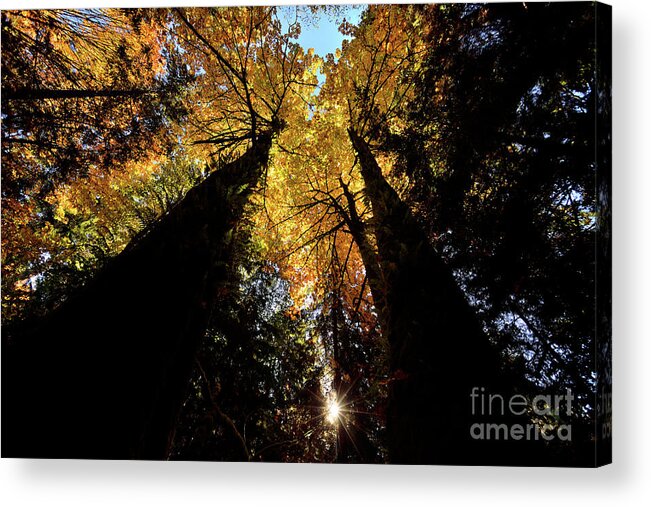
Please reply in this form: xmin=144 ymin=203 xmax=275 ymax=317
xmin=2 ymin=88 xmax=156 ymax=100
xmin=348 ymin=129 xmax=537 ymax=464
xmin=2 ymin=134 xmax=272 ymax=459
xmin=1 ymin=87 xmax=152 ymax=101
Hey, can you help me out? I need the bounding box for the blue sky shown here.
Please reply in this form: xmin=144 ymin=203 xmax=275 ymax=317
xmin=278 ymin=5 xmax=367 ymax=93
xmin=284 ymin=6 xmax=365 ymax=58
xmin=277 ymin=5 xmax=366 ymax=87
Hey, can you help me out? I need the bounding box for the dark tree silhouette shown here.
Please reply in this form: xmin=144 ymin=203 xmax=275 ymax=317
xmin=3 ymin=132 xmax=274 ymax=458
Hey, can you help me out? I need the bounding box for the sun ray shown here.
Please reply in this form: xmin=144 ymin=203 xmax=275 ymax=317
xmin=326 ymin=397 xmax=341 ymax=424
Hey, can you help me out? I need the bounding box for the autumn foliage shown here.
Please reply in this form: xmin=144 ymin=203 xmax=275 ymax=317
xmin=1 ymin=4 xmax=606 ymax=464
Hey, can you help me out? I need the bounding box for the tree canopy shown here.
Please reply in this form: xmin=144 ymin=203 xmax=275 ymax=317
xmin=1 ymin=4 xmax=607 ymax=465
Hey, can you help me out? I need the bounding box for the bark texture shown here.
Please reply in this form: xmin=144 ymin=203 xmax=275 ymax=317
xmin=348 ymin=129 xmax=539 ymax=464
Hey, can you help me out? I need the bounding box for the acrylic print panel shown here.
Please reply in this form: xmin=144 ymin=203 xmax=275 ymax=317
xmin=1 ymin=2 xmax=611 ymax=466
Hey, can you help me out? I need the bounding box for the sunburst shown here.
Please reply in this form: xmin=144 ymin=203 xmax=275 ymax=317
xmin=326 ymin=397 xmax=341 ymax=424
